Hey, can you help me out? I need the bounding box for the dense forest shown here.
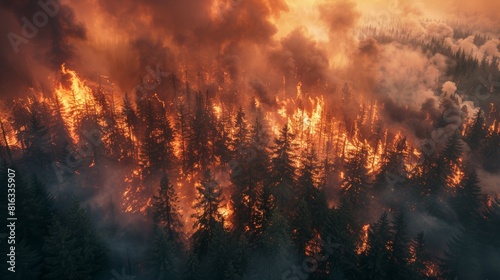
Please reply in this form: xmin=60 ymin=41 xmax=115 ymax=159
xmin=1 ymin=0 xmax=500 ymax=279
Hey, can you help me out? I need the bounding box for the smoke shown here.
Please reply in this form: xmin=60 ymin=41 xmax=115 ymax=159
xmin=376 ymin=43 xmax=446 ymax=109
xmin=426 ymin=22 xmax=454 ymax=39
xmin=442 ymin=81 xmax=457 ymax=96
xmin=269 ymin=28 xmax=330 ymax=92
xmin=319 ymin=0 xmax=361 ymax=37
xmin=0 ymin=0 xmax=86 ymax=98
xmin=249 ymin=79 xmax=276 ymax=106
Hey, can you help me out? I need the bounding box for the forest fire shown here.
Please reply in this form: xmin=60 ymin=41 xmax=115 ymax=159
xmin=357 ymin=224 xmax=370 ymax=254
xmin=1 ymin=0 xmax=500 ymax=279
xmin=54 ymin=64 xmax=92 ymax=140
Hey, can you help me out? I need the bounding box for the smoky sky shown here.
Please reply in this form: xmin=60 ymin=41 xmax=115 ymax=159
xmin=1 ymin=0 xmax=499 ymax=106
xmin=0 ymin=0 xmax=86 ymax=98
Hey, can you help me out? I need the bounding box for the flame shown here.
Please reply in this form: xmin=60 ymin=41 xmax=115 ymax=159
xmin=122 ymin=167 xmax=152 ymax=214
xmin=357 ymin=224 xmax=370 ymax=254
xmin=449 ymin=162 xmax=464 ymax=187
xmin=54 ymin=64 xmax=92 ymax=141
xmin=213 ymin=103 xmax=222 ymax=119
xmin=220 ymin=203 xmax=233 ymax=229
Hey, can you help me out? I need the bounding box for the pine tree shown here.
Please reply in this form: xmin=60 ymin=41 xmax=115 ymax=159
xmin=43 ymin=218 xmax=92 ymax=280
xmin=146 ymin=227 xmax=182 ymax=280
xmin=214 ymin=110 xmax=233 ymax=165
xmin=152 ymin=174 xmax=184 ymax=242
xmin=417 ymin=132 xmax=463 ymax=215
xmin=183 ymin=252 xmax=202 ymax=280
xmin=372 ymin=138 xmax=409 ymax=210
xmin=465 ymin=109 xmax=486 ymax=151
xmin=440 ymin=228 xmax=480 ymax=280
xmin=48 ymin=95 xmax=72 ymax=163
xmin=232 ymin=107 xmax=249 ymax=152
xmin=230 ymin=115 xmax=270 ymax=238
xmin=140 ymin=96 xmax=176 ymax=178
xmin=187 ymin=93 xmax=211 ymax=171
xmin=340 ymin=146 xmax=371 ymax=209
xmin=122 ymin=92 xmax=139 ymax=142
xmin=409 ymin=232 xmax=431 ymax=280
xmin=298 ymin=143 xmax=329 ymax=230
xmin=269 ymin=124 xmax=297 ymax=211
xmin=192 ymin=169 xmax=225 ymax=257
xmin=260 ymin=209 xmax=295 ymax=280
xmin=205 ymin=225 xmax=233 ymax=280
xmin=321 ymin=200 xmax=360 ymax=279
xmin=361 ymin=212 xmax=391 ymax=280
xmin=440 ymin=132 xmax=463 ymax=168
xmin=291 ymin=198 xmax=314 ymax=256
xmin=106 ymin=93 xmax=136 ymax=160
xmin=22 ymin=177 xmax=54 ymax=249
xmin=387 ymin=212 xmax=411 ymax=280
xmin=176 ymin=102 xmax=192 ymax=173
xmin=452 ymin=169 xmax=482 ymax=226
xmin=25 ymin=110 xmax=52 ymax=171
xmin=63 ymin=200 xmax=108 ymax=275
xmin=247 ymin=116 xmax=272 ymax=240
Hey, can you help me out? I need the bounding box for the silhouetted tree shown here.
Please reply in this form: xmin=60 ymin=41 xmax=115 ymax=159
xmin=152 ymin=174 xmax=184 ymax=243
xmin=269 ymin=124 xmax=297 ymax=211
xmin=340 ymin=146 xmax=370 ymax=209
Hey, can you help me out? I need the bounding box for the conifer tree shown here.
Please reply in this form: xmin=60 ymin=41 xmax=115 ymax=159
xmin=63 ymin=200 xmax=108 ymax=275
xmin=43 ymin=218 xmax=92 ymax=280
xmin=340 ymin=146 xmax=370 ymax=209
xmin=176 ymin=102 xmax=192 ymax=173
xmin=440 ymin=228 xmax=480 ymax=280
xmin=187 ymin=93 xmax=211 ymax=171
xmin=440 ymin=132 xmax=463 ymax=168
xmin=269 ymin=124 xmax=297 ymax=211
xmin=230 ymin=114 xmax=271 ymax=238
xmin=452 ymin=169 xmax=482 ymax=226
xmin=146 ymin=227 xmax=182 ymax=280
xmin=260 ymin=209 xmax=295 ymax=280
xmin=48 ymin=95 xmax=72 ymax=162
xmin=22 ymin=177 xmax=54 ymax=249
xmin=297 ymin=143 xmax=328 ymax=230
xmin=214 ymin=110 xmax=233 ymax=165
xmin=291 ymin=198 xmax=313 ymax=256
xmin=387 ymin=212 xmax=411 ymax=280
xmin=243 ymin=116 xmax=273 ymax=240
xmin=140 ymin=97 xmax=175 ymax=178
xmin=232 ymin=107 xmax=249 ymax=152
xmin=322 ymin=199 xmax=360 ymax=279
xmin=465 ymin=109 xmax=486 ymax=151
xmin=360 ymin=212 xmax=391 ymax=280
xmin=152 ymin=174 xmax=184 ymax=242
xmin=409 ymin=232 xmax=431 ymax=280
xmin=183 ymin=252 xmax=202 ymax=280
xmin=192 ymin=169 xmax=225 ymax=257
xmin=372 ymin=138 xmax=409 ymax=210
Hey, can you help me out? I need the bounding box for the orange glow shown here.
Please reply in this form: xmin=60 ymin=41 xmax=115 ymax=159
xmin=54 ymin=64 xmax=92 ymax=141
xmin=357 ymin=224 xmax=370 ymax=254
